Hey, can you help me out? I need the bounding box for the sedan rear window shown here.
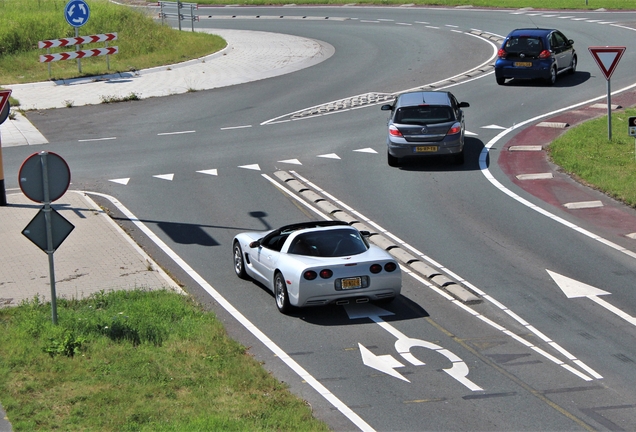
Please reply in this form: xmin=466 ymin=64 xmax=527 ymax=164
xmin=289 ymin=229 xmax=367 ymax=257
xmin=395 ymin=106 xmax=453 ymax=125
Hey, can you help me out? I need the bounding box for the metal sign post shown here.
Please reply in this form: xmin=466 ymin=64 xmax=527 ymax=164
xmin=19 ymin=151 xmax=73 ymax=324
xmin=64 ymin=0 xmax=90 ymax=73
xmin=588 ymin=46 xmax=626 ymax=140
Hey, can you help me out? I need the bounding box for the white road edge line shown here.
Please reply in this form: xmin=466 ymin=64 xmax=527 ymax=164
xmin=84 ymin=190 xmax=375 ymax=432
xmin=283 ymin=172 xmax=599 ymax=381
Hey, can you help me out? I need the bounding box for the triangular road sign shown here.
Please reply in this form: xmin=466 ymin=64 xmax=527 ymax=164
xmin=0 ymin=89 xmax=11 ymax=124
xmin=588 ymin=46 xmax=626 ymax=80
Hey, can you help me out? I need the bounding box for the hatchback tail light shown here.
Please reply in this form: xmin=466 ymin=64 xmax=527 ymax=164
xmin=389 ymin=125 xmax=403 ymax=137
xmin=538 ymin=50 xmax=551 ymax=59
xmin=447 ymin=123 xmax=461 ymax=135
xmin=497 ymin=48 xmax=507 ymax=59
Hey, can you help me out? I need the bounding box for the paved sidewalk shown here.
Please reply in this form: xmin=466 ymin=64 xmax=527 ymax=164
xmin=0 ymin=28 xmax=333 ymax=146
xmin=0 ymin=27 xmax=331 ymax=431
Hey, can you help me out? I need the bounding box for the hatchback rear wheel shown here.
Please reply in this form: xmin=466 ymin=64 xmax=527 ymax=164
xmin=388 ymin=152 xmax=400 ymax=167
xmin=546 ymin=66 xmax=557 ymax=85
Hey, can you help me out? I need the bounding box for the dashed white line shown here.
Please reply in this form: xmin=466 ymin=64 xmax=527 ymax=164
xmin=220 ymin=125 xmax=252 ymax=130
xmin=157 ymin=130 xmax=195 ymax=136
xmin=78 ymin=137 xmax=116 ymax=142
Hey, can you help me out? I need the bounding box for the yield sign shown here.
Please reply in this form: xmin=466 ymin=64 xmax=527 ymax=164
xmin=588 ymin=46 xmax=626 ymax=80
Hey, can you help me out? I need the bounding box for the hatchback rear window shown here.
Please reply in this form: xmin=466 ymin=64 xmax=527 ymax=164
xmin=504 ymin=37 xmax=544 ymax=55
xmin=395 ymin=106 xmax=453 ymax=125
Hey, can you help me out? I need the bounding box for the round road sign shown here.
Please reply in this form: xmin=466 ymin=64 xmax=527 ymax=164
xmin=19 ymin=152 xmax=71 ymax=203
xmin=64 ymin=0 xmax=90 ymax=28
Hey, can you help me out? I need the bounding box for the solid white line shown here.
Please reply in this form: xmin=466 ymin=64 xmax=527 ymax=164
xmin=83 ymin=191 xmax=375 ymax=432
xmin=157 ymin=130 xmax=196 ymax=136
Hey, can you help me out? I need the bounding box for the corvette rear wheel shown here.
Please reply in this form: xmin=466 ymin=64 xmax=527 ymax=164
xmin=274 ymin=272 xmax=292 ymax=314
xmin=233 ymin=241 xmax=248 ymax=279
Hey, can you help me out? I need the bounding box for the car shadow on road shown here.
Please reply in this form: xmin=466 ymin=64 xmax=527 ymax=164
xmin=290 ymin=294 xmax=429 ymax=326
xmin=502 ymin=71 xmax=591 ymax=88
xmin=395 ymin=137 xmax=484 ymax=172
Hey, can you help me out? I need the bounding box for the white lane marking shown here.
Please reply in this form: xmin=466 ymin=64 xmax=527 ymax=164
xmin=478 ymin=80 xmax=636 ymax=262
xmin=318 ymin=153 xmax=341 ymax=159
xmin=153 ymin=173 xmax=174 ymax=181
xmin=415 ymin=21 xmax=429 ymax=24
xmin=239 ymin=164 xmax=261 ymax=171
xmin=482 ymin=124 xmax=507 ymax=130
xmin=354 ymin=148 xmax=378 ymax=154
xmin=285 ymin=171 xmax=599 ymax=381
xmin=157 ymin=130 xmax=195 ymax=136
xmin=197 ymin=169 xmax=218 ymax=176
xmin=516 ymin=173 xmax=553 ymax=180
xmin=396 ymin=23 xmax=412 ymax=26
xmin=220 ymin=125 xmax=252 ymax=130
xmin=109 ymin=178 xmax=130 ymax=185
xmin=465 ymin=130 xmax=478 ymax=136
xmin=278 ymin=158 xmax=302 ymax=165
xmin=360 ymin=20 xmax=380 ymax=23
xmin=509 ymin=145 xmax=542 ymax=151
xmin=85 ymin=191 xmax=375 ymax=432
xmin=78 ymin=137 xmax=116 ymax=142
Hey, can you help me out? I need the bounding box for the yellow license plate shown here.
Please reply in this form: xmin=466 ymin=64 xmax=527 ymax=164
xmin=341 ymin=277 xmax=362 ymax=290
xmin=415 ymin=146 xmax=438 ymax=153
xmin=514 ymin=62 xmax=532 ymax=67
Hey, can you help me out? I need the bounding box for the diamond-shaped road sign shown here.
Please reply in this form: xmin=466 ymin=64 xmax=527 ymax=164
xmin=588 ymin=46 xmax=626 ymax=80
xmin=22 ymin=207 xmax=75 ymax=253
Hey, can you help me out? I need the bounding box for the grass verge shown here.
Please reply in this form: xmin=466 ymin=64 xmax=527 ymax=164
xmin=548 ymin=108 xmax=636 ymax=207
xmin=0 ymin=289 xmax=330 ymax=431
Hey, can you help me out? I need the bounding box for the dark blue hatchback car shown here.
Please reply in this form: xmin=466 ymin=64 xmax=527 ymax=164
xmin=495 ymin=28 xmax=576 ymax=86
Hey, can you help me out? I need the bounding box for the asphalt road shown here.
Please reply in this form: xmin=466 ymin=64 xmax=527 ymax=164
xmin=4 ymin=6 xmax=636 ymax=431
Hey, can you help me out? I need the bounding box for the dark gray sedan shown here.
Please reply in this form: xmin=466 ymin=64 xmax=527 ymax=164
xmin=381 ymin=91 xmax=469 ymax=167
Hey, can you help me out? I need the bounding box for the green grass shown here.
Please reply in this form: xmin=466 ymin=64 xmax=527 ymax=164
xmin=0 ymin=0 xmax=226 ymax=85
xmin=0 ymin=289 xmax=330 ymax=431
xmin=549 ymin=108 xmax=636 ymax=207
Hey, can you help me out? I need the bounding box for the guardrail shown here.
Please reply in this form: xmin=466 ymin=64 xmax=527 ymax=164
xmin=158 ymin=1 xmax=199 ymax=32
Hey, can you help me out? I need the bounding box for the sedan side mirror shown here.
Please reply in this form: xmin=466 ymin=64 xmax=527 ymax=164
xmin=459 ymin=102 xmax=470 ymax=108
xmin=381 ymin=104 xmax=393 ymax=111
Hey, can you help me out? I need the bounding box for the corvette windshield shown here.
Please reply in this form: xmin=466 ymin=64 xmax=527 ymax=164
xmin=289 ymin=229 xmax=367 ymax=257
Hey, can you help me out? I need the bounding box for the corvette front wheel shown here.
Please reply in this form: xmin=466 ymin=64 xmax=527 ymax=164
xmin=274 ymin=272 xmax=292 ymax=314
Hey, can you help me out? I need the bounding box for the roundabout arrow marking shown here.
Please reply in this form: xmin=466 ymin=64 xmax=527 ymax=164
xmin=548 ymin=270 xmax=636 ymax=327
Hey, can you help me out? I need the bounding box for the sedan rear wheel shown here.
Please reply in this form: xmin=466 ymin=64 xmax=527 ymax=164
xmin=388 ymin=151 xmax=400 ymax=167
xmin=569 ymin=55 xmax=577 ymax=74
xmin=274 ymin=272 xmax=292 ymax=314
xmin=233 ymin=241 xmax=248 ymax=279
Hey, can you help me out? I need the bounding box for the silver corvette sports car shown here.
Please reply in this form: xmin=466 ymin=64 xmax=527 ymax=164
xmin=233 ymin=221 xmax=402 ymax=314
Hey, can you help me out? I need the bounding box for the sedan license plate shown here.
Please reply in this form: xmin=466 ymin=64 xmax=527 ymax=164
xmin=514 ymin=62 xmax=532 ymax=67
xmin=341 ymin=277 xmax=362 ymax=290
xmin=414 ymin=146 xmax=438 ymax=153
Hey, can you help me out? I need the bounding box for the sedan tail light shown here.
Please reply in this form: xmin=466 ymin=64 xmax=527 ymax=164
xmin=303 ymin=270 xmax=317 ymax=280
xmin=384 ymin=262 xmax=398 ymax=272
xmin=389 ymin=124 xmax=403 ymax=137
xmin=538 ymin=50 xmax=551 ymax=59
xmin=447 ymin=122 xmax=462 ymax=135
xmin=497 ymin=48 xmax=507 ymax=59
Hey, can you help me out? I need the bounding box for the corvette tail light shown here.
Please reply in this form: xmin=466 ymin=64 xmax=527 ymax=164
xmin=389 ymin=124 xmax=403 ymax=137
xmin=370 ymin=264 xmax=382 ymax=274
xmin=384 ymin=262 xmax=397 ymax=272
xmin=319 ymin=269 xmax=333 ymax=279
xmin=497 ymin=48 xmax=507 ymax=59
xmin=447 ymin=123 xmax=461 ymax=135
xmin=538 ymin=50 xmax=551 ymax=59
xmin=303 ymin=270 xmax=317 ymax=280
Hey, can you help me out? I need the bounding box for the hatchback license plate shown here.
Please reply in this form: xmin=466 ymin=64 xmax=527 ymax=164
xmin=514 ymin=62 xmax=532 ymax=67
xmin=415 ymin=146 xmax=438 ymax=153
xmin=341 ymin=277 xmax=362 ymax=290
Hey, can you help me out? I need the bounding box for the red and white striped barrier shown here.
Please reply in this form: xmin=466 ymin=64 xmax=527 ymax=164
xmin=38 ymin=33 xmax=117 ymax=49
xmin=39 ymin=47 xmax=118 ymax=63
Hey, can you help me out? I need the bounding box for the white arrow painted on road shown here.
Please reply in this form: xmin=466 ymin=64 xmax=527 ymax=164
xmin=278 ymin=159 xmax=302 ymax=165
xmin=358 ymin=343 xmax=408 ymax=382
xmin=318 ymin=153 xmax=341 ymax=159
xmin=197 ymin=169 xmax=218 ymax=176
xmin=109 ymin=178 xmax=130 ymax=185
xmin=354 ymin=148 xmax=378 ymax=154
xmin=153 ymin=173 xmax=174 ymax=181
xmin=548 ymin=270 xmax=636 ymax=326
xmin=239 ymin=164 xmax=261 ymax=171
